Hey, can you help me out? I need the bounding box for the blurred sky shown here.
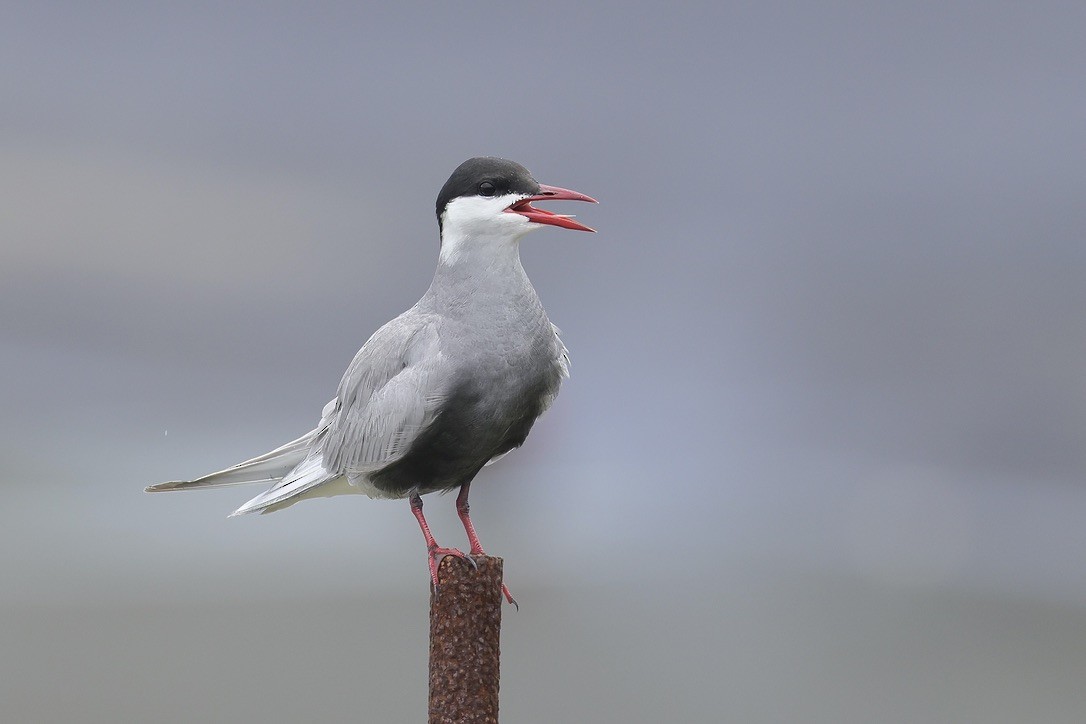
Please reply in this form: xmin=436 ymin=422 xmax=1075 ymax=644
xmin=2 ymin=2 xmax=1085 ymax=722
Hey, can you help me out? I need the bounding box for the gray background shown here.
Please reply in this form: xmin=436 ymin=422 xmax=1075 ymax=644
xmin=3 ymin=2 xmax=1085 ymax=722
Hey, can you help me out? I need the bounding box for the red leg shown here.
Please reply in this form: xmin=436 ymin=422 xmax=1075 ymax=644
xmin=410 ymin=493 xmax=473 ymax=592
xmin=455 ymin=483 xmax=517 ymax=608
xmin=455 ymin=483 xmax=486 ymax=556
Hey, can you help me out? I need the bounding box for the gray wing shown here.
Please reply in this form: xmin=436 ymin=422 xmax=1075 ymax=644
xmin=229 ymin=312 xmax=447 ymax=514
xmin=319 ymin=313 xmax=447 ymax=478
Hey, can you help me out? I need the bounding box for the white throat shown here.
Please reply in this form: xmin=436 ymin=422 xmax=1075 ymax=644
xmin=438 ymin=194 xmax=540 ymax=267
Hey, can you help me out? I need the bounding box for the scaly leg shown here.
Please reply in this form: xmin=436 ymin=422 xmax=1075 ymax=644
xmin=410 ymin=492 xmax=474 ymax=593
xmin=455 ymin=483 xmax=517 ymax=608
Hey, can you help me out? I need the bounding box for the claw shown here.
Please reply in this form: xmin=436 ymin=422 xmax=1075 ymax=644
xmin=502 ymin=584 xmax=519 ymax=610
xmin=413 ymin=489 xmax=518 ymax=606
xmin=427 ymin=545 xmax=475 ymax=591
xmin=455 ymin=483 xmax=518 ymax=607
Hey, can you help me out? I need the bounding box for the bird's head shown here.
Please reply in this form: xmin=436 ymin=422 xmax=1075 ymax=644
xmin=435 ymin=158 xmax=597 ymax=261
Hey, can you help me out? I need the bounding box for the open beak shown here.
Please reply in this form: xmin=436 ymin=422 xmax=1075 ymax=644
xmin=506 ymin=183 xmax=599 ymax=232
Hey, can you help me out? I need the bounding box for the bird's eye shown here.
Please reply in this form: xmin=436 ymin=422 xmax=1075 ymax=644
xmin=478 ymin=181 xmax=496 ymax=196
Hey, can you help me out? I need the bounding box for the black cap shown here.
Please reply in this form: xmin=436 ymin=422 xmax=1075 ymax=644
xmin=435 ymin=157 xmax=541 ymax=229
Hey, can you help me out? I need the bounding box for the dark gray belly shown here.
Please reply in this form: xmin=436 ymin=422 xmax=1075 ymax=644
xmin=368 ymin=369 xmax=558 ymax=496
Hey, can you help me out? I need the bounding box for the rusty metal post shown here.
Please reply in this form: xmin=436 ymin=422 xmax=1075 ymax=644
xmin=428 ymin=555 xmax=503 ymax=724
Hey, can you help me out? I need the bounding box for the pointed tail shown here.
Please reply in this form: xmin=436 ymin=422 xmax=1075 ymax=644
xmin=145 ymin=430 xmax=317 ymax=493
xmin=227 ymin=456 xmax=341 ymax=517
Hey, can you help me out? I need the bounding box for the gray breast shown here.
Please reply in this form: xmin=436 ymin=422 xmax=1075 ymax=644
xmin=369 ymin=316 xmax=563 ymax=497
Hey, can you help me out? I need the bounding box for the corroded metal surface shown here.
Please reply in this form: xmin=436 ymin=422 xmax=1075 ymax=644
xmin=428 ymin=555 xmax=503 ymax=724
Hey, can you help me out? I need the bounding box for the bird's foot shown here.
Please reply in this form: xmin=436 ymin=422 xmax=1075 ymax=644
xmin=498 ymin=581 xmax=518 ymax=609
xmin=454 ymin=483 xmax=517 ymax=608
xmin=465 ymin=548 xmax=518 ymax=609
xmin=428 ymin=545 xmax=476 ymax=593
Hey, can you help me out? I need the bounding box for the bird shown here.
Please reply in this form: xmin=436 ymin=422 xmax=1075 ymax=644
xmin=146 ymin=157 xmax=597 ymax=605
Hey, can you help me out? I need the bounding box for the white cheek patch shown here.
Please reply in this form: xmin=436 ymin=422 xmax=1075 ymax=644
xmin=439 ymin=194 xmax=537 ymax=265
